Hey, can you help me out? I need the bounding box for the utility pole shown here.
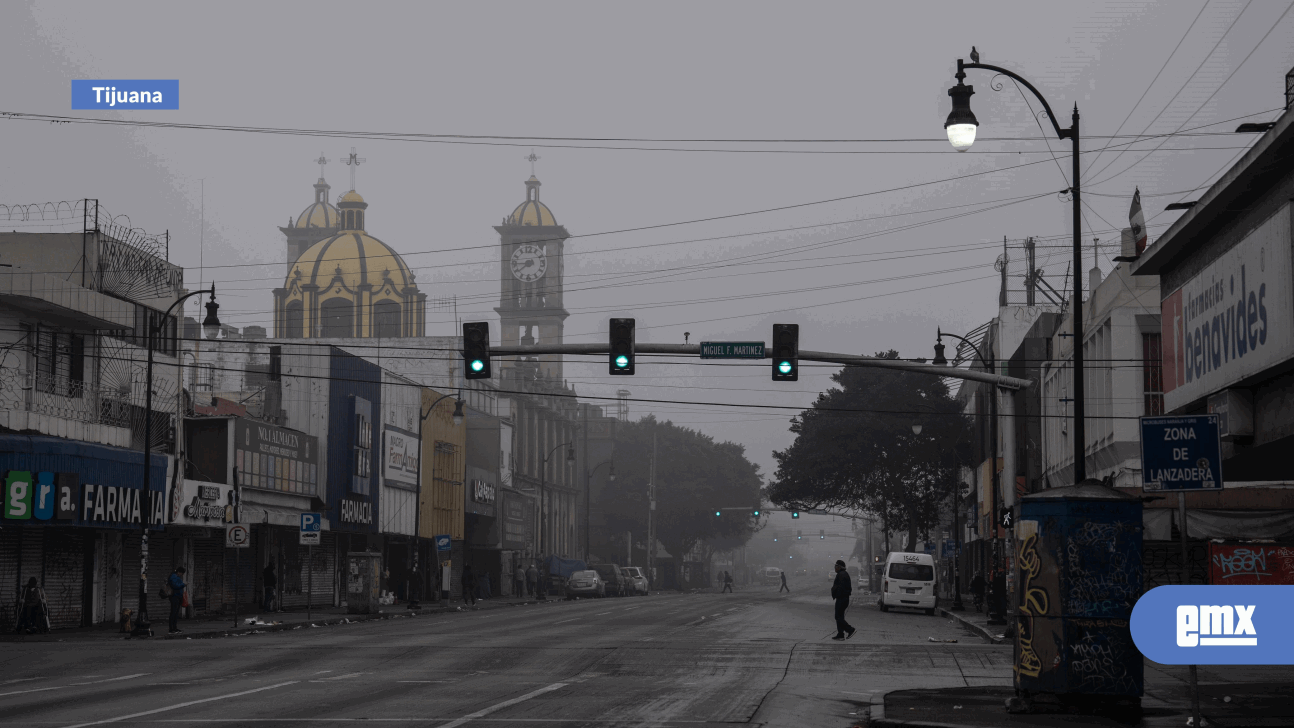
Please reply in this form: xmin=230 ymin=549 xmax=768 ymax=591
xmin=648 ymin=428 xmax=656 ymax=591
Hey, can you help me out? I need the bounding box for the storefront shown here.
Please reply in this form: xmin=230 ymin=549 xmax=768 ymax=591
xmin=1 ymin=434 xmax=167 ymax=630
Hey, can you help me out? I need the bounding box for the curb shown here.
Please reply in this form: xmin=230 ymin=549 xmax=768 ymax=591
xmin=938 ymin=608 xmax=1006 ymax=645
xmin=868 ymin=692 xmax=984 ymax=728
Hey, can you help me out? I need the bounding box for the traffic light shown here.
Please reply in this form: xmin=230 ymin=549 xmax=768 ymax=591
xmin=819 ymin=529 xmax=825 ymax=539
xmin=791 ymin=511 xmax=799 ymax=519
xmin=715 ymin=510 xmax=722 ymax=517
xmin=772 ymin=323 xmax=798 ymax=381
xmin=797 ymin=531 xmax=802 ymax=539
xmin=463 ymin=322 xmax=491 ymax=380
xmin=752 ymin=509 xmax=761 ymax=517
xmin=609 ymin=318 xmax=635 ymax=375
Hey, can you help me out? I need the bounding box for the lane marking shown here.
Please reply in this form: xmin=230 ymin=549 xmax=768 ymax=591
xmin=61 ymin=681 xmax=299 ymax=727
xmin=553 ymin=618 xmax=578 ymax=624
xmin=0 ymin=674 xmax=150 ymax=698
xmin=438 ymin=682 xmax=569 ymax=728
xmin=309 ymin=673 xmax=362 ymax=682
xmin=595 ymin=612 xmax=612 ymax=616
xmin=0 ymin=678 xmax=41 ymax=685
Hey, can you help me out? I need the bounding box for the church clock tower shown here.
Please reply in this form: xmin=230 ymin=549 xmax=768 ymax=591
xmin=495 ymin=172 xmax=569 ymax=381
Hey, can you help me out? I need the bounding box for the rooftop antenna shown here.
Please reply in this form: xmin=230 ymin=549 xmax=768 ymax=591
xmin=343 ymin=147 xmax=366 ymax=191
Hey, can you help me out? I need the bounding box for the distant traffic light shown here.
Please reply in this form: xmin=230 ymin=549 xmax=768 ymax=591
xmin=463 ymin=322 xmax=491 ymax=380
xmin=609 ymin=318 xmax=635 ymax=375
xmin=797 ymin=531 xmax=802 ymax=539
xmin=772 ymin=323 xmax=798 ymax=382
xmin=819 ymin=529 xmax=825 ymax=539
xmin=714 ymin=510 xmax=722 ymax=517
xmin=752 ymin=509 xmax=761 ymax=517
xmin=791 ymin=511 xmax=799 ymax=519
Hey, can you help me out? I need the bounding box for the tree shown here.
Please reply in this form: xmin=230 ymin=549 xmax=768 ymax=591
xmin=768 ymin=352 xmax=970 ymax=552
xmin=598 ymin=416 xmax=763 ymax=587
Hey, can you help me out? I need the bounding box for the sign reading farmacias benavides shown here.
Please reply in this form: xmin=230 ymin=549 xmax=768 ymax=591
xmin=1160 ymin=203 xmax=1292 ymax=411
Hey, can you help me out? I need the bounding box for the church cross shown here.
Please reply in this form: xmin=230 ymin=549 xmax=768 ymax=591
xmin=343 ymin=147 xmax=366 ymax=191
xmin=525 ymin=149 xmax=540 ymax=176
xmin=315 ymin=153 xmax=329 ymax=178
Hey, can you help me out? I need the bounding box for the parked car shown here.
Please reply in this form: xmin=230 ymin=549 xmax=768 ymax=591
xmin=622 ymin=567 xmax=649 ymax=595
xmin=590 ymin=563 xmax=629 ymax=596
xmin=878 ymin=552 xmax=938 ymax=615
xmin=565 ymin=570 xmax=606 ymax=599
xmin=759 ymin=567 xmax=782 ymax=586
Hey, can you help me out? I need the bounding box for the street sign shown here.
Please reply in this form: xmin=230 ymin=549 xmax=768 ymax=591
xmin=940 ymin=539 xmax=959 ymax=559
xmin=434 ymin=534 xmax=452 ymax=552
xmin=1140 ymin=415 xmax=1223 ymax=492
xmin=299 ymin=512 xmax=322 ymax=546
xmin=1000 ymin=507 xmax=1014 ymax=529
xmin=699 ymin=341 xmax=765 ymax=359
xmin=225 ymin=523 xmax=250 ymax=548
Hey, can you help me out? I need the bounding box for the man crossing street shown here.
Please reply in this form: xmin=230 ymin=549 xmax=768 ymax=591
xmin=830 ymin=560 xmax=855 ymax=640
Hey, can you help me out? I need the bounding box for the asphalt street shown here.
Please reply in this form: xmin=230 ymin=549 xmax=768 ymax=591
xmin=0 ymin=576 xmax=1011 ymax=727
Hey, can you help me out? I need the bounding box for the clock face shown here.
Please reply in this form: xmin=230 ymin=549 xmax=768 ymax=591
xmin=510 ymin=244 xmax=547 ymax=282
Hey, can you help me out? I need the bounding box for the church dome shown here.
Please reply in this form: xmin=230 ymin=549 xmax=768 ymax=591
xmin=295 ymin=178 xmax=341 ymax=229
xmin=507 ymin=176 xmax=558 ymax=227
xmin=286 ymin=195 xmax=415 ymax=293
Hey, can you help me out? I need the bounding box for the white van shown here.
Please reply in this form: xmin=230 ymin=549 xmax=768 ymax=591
xmin=878 ymin=552 xmax=937 ymax=615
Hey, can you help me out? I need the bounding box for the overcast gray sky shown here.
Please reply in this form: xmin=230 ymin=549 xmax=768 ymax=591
xmin=3 ymin=1 xmax=1291 ymax=476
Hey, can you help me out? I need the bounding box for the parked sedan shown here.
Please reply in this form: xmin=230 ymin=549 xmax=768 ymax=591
xmin=565 ymin=570 xmax=605 ymax=599
xmin=621 ymin=567 xmax=649 ymax=595
xmin=590 ymin=563 xmax=629 ymax=597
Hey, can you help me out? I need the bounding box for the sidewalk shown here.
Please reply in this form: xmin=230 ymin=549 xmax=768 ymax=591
xmin=871 ymin=605 xmax=1294 ymax=728
xmin=2 ymin=593 xmax=558 ymax=643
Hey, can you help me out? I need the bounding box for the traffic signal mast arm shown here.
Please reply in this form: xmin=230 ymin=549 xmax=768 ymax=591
xmin=486 ymin=342 xmax=1029 ymax=390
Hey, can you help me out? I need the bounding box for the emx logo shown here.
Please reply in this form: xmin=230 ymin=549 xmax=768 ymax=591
xmin=1133 ymin=586 xmax=1293 ymax=664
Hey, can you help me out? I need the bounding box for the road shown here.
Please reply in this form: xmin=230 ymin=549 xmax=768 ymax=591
xmin=0 ymin=577 xmax=1011 ymax=727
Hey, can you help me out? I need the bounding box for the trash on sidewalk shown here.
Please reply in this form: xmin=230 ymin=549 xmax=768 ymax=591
xmin=927 ymin=637 xmax=958 ymax=643
xmin=243 ymin=616 xmax=282 ymax=626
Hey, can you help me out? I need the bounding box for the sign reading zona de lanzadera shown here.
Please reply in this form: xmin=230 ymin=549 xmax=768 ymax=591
xmin=1139 ymin=415 xmax=1223 ymax=492
xmin=1131 ymin=585 xmax=1294 ymax=664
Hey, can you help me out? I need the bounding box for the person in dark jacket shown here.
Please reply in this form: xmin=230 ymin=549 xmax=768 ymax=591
xmin=15 ymin=577 xmax=49 ymax=634
xmin=721 ymin=571 xmax=733 ymax=593
xmin=262 ymin=563 xmax=277 ymax=612
xmin=461 ymin=565 xmax=477 ymax=606
xmin=525 ymin=563 xmax=538 ymax=597
xmin=830 ymin=560 xmax=856 ymax=640
xmin=168 ymin=567 xmax=187 ymax=634
xmin=779 ymin=570 xmax=790 ymax=593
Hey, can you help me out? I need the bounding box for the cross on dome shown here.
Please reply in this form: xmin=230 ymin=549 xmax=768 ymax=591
xmin=525 ymin=149 xmax=540 ymax=176
xmin=315 ymin=153 xmax=329 ymax=178
xmin=343 ymin=147 xmax=366 ymax=191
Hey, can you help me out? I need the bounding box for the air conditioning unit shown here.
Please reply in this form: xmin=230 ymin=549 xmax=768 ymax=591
xmin=1207 ymin=389 xmax=1253 ymax=440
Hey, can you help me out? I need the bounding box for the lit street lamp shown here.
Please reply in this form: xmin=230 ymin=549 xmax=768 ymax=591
xmin=133 ymin=284 xmax=219 ymax=638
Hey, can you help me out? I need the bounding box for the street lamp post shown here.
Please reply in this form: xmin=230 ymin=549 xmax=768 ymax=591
xmin=132 ymin=285 xmax=220 ymax=638
xmin=414 ymin=393 xmax=464 ymax=608
xmin=945 ymin=53 xmax=1086 ymax=484
xmin=909 ymin=421 xmax=965 ymax=612
xmin=585 ymin=460 xmax=615 ymax=562
xmin=933 ymin=329 xmax=1005 ymax=625
xmin=538 ymin=441 xmax=575 ymax=564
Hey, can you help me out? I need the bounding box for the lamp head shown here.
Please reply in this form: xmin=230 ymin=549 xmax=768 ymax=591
xmin=567 ymin=447 xmax=575 ymax=463
xmin=202 ymin=286 xmax=222 ymax=340
xmin=451 ymin=398 xmax=465 ymax=427
xmin=608 ymin=462 xmax=616 ymax=482
xmin=945 ymin=70 xmax=978 ymax=151
xmin=911 ymin=424 xmax=923 ymax=435
xmin=932 ymin=331 xmax=948 ymax=366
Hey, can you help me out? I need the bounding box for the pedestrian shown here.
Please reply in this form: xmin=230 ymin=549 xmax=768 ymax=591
xmin=461 ymin=565 xmax=477 ymax=606
xmin=14 ymin=577 xmax=50 ymax=634
xmin=513 ymin=563 xmax=526 ymax=598
xmin=262 ymin=562 xmax=277 ymax=612
xmin=970 ymin=571 xmax=985 ymax=612
xmin=166 ymin=567 xmax=187 ymax=634
xmin=721 ymin=570 xmax=733 ymax=593
xmin=830 ymin=559 xmax=856 ymax=640
xmin=526 ymin=562 xmax=539 ymax=597
xmin=779 ymin=570 xmax=790 ymax=593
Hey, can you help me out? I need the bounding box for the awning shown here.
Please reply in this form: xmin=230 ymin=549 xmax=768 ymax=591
xmin=239 ymin=503 xmax=332 ymax=530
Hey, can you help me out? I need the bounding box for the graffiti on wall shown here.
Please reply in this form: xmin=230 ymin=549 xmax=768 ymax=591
xmin=1015 ymin=525 xmax=1049 ymax=680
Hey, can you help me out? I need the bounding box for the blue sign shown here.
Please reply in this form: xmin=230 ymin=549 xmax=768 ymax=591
xmin=1132 ymin=585 xmax=1294 ymax=664
xmin=1139 ymin=415 xmax=1223 ymax=492
xmin=940 ymin=539 xmax=959 ymax=559
xmin=72 ymin=80 xmax=179 ymax=110
xmin=434 ymin=534 xmax=452 ymax=551
xmin=300 ymin=512 xmax=322 ymax=532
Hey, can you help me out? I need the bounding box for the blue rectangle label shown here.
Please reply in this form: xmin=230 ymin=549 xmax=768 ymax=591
xmin=1140 ymin=415 xmax=1223 ymax=492
xmin=72 ymin=80 xmax=178 ymax=110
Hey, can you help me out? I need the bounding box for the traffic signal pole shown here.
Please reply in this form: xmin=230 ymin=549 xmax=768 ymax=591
xmin=487 ymin=343 xmax=1030 ymax=390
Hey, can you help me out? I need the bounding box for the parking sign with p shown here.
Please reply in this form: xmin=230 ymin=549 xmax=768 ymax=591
xmin=300 ymin=512 xmax=322 ymax=546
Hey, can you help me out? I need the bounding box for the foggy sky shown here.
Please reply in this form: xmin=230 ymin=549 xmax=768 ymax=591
xmin=3 ymin=1 xmax=1291 ymax=477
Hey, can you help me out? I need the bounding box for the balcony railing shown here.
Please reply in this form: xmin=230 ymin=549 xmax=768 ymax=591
xmin=2 ymin=370 xmax=137 ymax=431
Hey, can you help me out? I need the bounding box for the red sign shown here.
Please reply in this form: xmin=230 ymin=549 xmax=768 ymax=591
xmin=1209 ymin=543 xmax=1294 ymax=585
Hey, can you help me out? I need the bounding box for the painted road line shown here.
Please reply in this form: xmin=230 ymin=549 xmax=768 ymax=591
xmin=553 ymin=618 xmax=578 ymax=624
xmin=595 ymin=612 xmax=612 ymax=616
xmin=0 ymin=678 xmax=41 ymax=685
xmin=61 ymin=681 xmax=299 ymax=728
xmin=0 ymin=674 xmax=150 ymax=698
xmin=310 ymin=673 xmax=362 ymax=682
xmin=438 ymin=682 xmax=570 ymax=728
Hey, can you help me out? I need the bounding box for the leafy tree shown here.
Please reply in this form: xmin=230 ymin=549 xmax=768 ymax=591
xmin=768 ymin=352 xmax=970 ymax=552
xmin=598 ymin=416 xmax=763 ymax=587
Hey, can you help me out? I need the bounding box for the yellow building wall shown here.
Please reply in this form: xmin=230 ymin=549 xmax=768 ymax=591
xmin=420 ymin=387 xmax=466 ymax=540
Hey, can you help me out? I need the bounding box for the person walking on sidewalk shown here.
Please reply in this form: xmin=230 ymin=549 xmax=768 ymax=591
xmin=461 ymin=565 xmax=477 ymax=606
xmin=779 ymin=570 xmax=790 ymax=593
xmin=15 ymin=577 xmax=50 ymax=634
xmin=262 ymin=563 xmax=277 ymax=612
xmin=167 ymin=567 xmax=187 ymax=634
xmin=830 ymin=560 xmax=855 ymax=640
xmin=514 ymin=564 xmax=526 ymax=599
xmin=970 ymin=570 xmax=985 ymax=612
xmin=526 ymin=563 xmax=538 ymax=597
xmin=721 ymin=571 xmax=733 ymax=593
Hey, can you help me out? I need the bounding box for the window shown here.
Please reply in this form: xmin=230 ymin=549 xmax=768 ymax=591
xmin=888 ymin=563 xmax=934 ymax=581
xmin=284 ymin=301 xmax=303 ymax=339
xmin=373 ymin=300 xmax=401 ymax=338
xmin=31 ymin=325 xmax=85 ymax=397
xmin=1143 ymin=332 xmax=1164 ymax=416
xmin=320 ymin=298 xmax=353 ymax=338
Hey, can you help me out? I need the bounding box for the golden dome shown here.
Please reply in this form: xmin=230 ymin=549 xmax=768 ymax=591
xmin=507 ymin=175 xmax=558 ymax=227
xmin=340 ymin=190 xmax=366 ymax=204
xmin=287 ymin=231 xmax=417 ymax=294
xmin=295 ymin=178 xmax=341 ymax=229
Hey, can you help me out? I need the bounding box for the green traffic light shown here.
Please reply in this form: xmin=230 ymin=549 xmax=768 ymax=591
xmin=470 ymin=359 xmax=485 ymax=372
xmin=753 ymin=510 xmax=760 ymax=516
xmin=615 ymin=355 xmax=630 ymax=368
xmin=778 ymin=360 xmax=793 ymax=374
xmin=715 ymin=511 xmax=721 ymax=517
xmin=791 ymin=511 xmax=799 ymax=518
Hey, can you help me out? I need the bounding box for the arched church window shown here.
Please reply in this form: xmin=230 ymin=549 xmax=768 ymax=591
xmin=320 ymin=298 xmax=354 ymax=338
xmin=373 ymin=300 xmax=401 ymax=338
xmin=284 ymin=301 xmax=303 ymax=339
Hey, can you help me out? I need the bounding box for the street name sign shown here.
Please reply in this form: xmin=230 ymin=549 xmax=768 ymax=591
xmin=434 ymin=534 xmax=452 ymax=552
xmin=699 ymin=341 xmax=765 ymax=359
xmin=1140 ymin=415 xmax=1223 ymax=492
xmin=226 ymin=523 xmax=250 ymax=548
xmin=299 ymin=512 xmax=322 ymax=546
